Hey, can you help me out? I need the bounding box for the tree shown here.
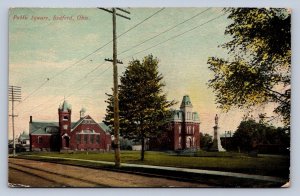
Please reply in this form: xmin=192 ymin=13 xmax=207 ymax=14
xmin=200 ymin=132 xmax=213 ymax=150
xmin=232 ymin=118 xmax=290 ymax=153
xmin=207 ymin=8 xmax=291 ymax=126
xmin=104 ymin=55 xmax=176 ymax=161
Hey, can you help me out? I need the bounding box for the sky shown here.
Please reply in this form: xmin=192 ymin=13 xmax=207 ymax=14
xmin=9 ymin=7 xmax=280 ymax=139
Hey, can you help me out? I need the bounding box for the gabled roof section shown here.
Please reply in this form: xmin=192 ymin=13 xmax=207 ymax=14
xmin=71 ymin=117 xmax=86 ymax=130
xmin=31 ymin=128 xmax=49 ymax=135
xmin=71 ymin=115 xmax=100 ymax=131
xmin=19 ymin=131 xmax=29 ymax=140
xmin=99 ymin=122 xmax=111 ymax=134
xmin=180 ymin=95 xmax=193 ymax=108
xmin=30 ymin=121 xmax=58 ymax=133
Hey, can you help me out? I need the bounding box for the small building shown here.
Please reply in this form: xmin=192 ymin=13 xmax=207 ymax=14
xmin=18 ymin=131 xmax=30 ymax=151
xmin=149 ymin=95 xmax=201 ymax=150
xmin=18 ymin=131 xmax=30 ymax=145
xmin=29 ymin=100 xmax=111 ymax=152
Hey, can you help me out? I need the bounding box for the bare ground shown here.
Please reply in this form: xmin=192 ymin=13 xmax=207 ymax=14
xmin=8 ymin=158 xmax=210 ymax=188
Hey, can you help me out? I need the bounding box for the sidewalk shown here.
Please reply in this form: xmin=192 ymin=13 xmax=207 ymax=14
xmin=25 ymin=155 xmax=286 ymax=183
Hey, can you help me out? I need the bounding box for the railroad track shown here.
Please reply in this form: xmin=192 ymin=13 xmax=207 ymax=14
xmin=9 ymin=158 xmax=211 ymax=187
xmin=10 ymin=157 xmax=213 ymax=187
xmin=9 ymin=161 xmax=108 ymax=187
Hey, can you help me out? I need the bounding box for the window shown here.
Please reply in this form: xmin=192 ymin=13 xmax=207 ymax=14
xmin=63 ymin=116 xmax=68 ymax=121
xmin=178 ymin=126 xmax=181 ymax=134
xmin=76 ymin=134 xmax=81 ymax=144
xmin=38 ymin=136 xmax=43 ymax=144
xmin=91 ymin=135 xmax=95 ymax=144
xmin=96 ymin=135 xmax=100 ymax=144
xmin=84 ymin=135 xmax=88 ymax=144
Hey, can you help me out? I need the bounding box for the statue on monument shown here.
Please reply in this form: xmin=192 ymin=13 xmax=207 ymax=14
xmin=210 ymin=114 xmax=226 ymax=152
xmin=215 ymin=114 xmax=218 ymax=126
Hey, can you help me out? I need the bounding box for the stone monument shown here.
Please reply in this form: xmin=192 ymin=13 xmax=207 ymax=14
xmin=210 ymin=114 xmax=226 ymax=152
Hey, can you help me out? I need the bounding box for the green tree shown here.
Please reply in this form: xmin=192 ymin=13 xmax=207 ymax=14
xmin=200 ymin=132 xmax=213 ymax=150
xmin=232 ymin=119 xmax=290 ymax=153
xmin=104 ymin=55 xmax=176 ymax=161
xmin=207 ymin=8 xmax=291 ymax=126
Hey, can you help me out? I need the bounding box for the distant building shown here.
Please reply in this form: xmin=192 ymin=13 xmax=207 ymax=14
xmin=29 ymin=100 xmax=111 ymax=152
xmin=149 ymin=95 xmax=201 ymax=150
xmin=18 ymin=131 xmax=30 ymax=151
xmin=18 ymin=131 xmax=30 ymax=145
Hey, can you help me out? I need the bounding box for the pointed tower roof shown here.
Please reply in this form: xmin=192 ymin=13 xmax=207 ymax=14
xmin=59 ymin=100 xmax=72 ymax=111
xmin=180 ymin=95 xmax=193 ymax=108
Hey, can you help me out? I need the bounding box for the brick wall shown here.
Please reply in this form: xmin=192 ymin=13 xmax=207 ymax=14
xmin=30 ymin=134 xmax=52 ymax=151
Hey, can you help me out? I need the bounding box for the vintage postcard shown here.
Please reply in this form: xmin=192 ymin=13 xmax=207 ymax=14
xmin=8 ymin=7 xmax=290 ymax=188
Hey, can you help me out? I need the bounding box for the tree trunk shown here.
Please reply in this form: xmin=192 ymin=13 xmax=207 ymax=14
xmin=141 ymin=136 xmax=145 ymax=161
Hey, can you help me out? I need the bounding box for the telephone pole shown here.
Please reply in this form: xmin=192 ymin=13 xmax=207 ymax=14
xmin=98 ymin=7 xmax=130 ymax=167
xmin=9 ymin=85 xmax=21 ymax=157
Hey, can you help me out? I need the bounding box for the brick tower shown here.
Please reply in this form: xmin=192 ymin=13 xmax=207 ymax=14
xmin=58 ymin=100 xmax=72 ymax=149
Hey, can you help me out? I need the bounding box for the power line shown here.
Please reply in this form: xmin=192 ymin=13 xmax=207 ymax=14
xmin=119 ymin=8 xmax=210 ymax=56
xmin=16 ymin=8 xmax=165 ymax=108
xmin=122 ymin=12 xmax=226 ymax=61
xmin=69 ymin=64 xmax=111 ymax=97
xmin=18 ymin=60 xmax=109 ymax=115
xmin=117 ymin=8 xmax=165 ymax=39
xmin=31 ymin=10 xmax=224 ymax=115
xmin=23 ymin=63 xmax=111 ymax=117
xmin=20 ymin=61 xmax=107 ymax=115
xmin=21 ymin=79 xmax=49 ymax=103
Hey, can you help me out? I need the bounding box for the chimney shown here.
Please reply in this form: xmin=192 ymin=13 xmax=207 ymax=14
xmin=30 ymin=116 xmax=32 ymax=123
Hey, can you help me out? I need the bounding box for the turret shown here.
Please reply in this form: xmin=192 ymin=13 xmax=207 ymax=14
xmin=80 ymin=107 xmax=86 ymax=119
xmin=180 ymin=95 xmax=193 ymax=122
xmin=58 ymin=100 xmax=72 ymax=133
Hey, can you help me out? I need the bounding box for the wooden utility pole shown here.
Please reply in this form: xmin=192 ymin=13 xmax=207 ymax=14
xmin=99 ymin=7 xmax=130 ymax=167
xmin=9 ymin=85 xmax=21 ymax=157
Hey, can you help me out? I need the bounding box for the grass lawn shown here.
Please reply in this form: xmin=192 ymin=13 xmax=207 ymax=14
xmin=17 ymin=150 xmax=290 ymax=178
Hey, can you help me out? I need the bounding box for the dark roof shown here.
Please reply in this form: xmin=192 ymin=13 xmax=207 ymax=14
xmin=180 ymin=95 xmax=193 ymax=108
xmin=30 ymin=116 xmax=111 ymax=135
xmin=30 ymin=121 xmax=58 ymax=133
xmin=31 ymin=128 xmax=49 ymax=135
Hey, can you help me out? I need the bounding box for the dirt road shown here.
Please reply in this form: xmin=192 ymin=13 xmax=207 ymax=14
xmin=8 ymin=158 xmax=210 ymax=188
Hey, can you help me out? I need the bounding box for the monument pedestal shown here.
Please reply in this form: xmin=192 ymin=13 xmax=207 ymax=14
xmin=210 ymin=125 xmax=226 ymax=152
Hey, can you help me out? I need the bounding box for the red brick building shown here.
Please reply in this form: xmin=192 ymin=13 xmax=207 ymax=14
xmin=29 ymin=100 xmax=111 ymax=152
xmin=150 ymin=95 xmax=201 ymax=150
